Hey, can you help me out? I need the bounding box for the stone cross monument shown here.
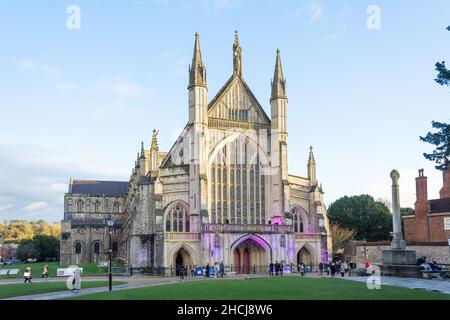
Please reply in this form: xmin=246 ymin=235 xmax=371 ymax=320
xmin=380 ymin=169 xmax=417 ymax=277
xmin=390 ymin=170 xmax=406 ymax=250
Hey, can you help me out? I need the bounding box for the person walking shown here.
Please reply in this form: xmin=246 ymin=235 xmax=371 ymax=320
xmin=214 ymin=262 xmax=220 ymax=278
xmin=340 ymin=263 xmax=346 ymax=277
xmin=205 ymin=263 xmax=210 ymax=278
xmin=179 ymin=265 xmax=185 ymax=282
xmin=300 ymin=263 xmax=305 ymax=277
xmin=318 ymin=262 xmax=324 ymax=276
xmin=220 ymin=261 xmax=225 ymax=278
xmin=269 ymin=262 xmax=274 ymax=276
xmin=365 ymin=260 xmax=370 ymax=269
xmin=330 ymin=263 xmax=336 ymax=277
xmin=24 ymin=267 xmax=32 ymax=283
xmin=280 ymin=262 xmax=284 ymax=276
xmin=42 ymin=265 xmax=49 ymax=279
xmin=342 ymin=262 xmax=348 ymax=276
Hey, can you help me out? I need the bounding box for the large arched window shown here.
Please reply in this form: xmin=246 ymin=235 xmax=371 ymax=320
xmin=76 ymin=200 xmax=84 ymax=212
xmin=291 ymin=206 xmax=308 ymax=233
xmin=165 ymin=202 xmax=190 ymax=232
xmin=94 ymin=201 xmax=102 ymax=212
xmin=74 ymin=242 xmax=82 ymax=254
xmin=112 ymin=241 xmax=118 ymax=253
xmin=210 ymin=136 xmax=266 ymax=225
xmin=113 ymin=202 xmax=120 ymax=213
xmin=93 ymin=241 xmax=101 ymax=255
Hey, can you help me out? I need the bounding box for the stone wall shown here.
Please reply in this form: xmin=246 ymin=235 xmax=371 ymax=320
xmin=345 ymin=241 xmax=450 ymax=264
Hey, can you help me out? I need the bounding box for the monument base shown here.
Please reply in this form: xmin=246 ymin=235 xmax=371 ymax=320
xmin=381 ymin=249 xmax=416 ymax=265
xmin=380 ymin=249 xmax=420 ymax=277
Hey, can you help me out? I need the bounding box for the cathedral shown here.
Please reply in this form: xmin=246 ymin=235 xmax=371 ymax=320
xmin=60 ymin=32 xmax=332 ymax=274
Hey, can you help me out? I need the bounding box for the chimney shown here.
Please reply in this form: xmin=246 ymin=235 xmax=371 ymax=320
xmin=439 ymin=168 xmax=450 ymax=199
xmin=415 ymin=169 xmax=428 ymax=203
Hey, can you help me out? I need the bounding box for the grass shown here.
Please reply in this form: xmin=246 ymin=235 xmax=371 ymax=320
xmin=0 ymin=261 xmax=124 ymax=279
xmin=65 ymin=276 xmax=450 ymax=300
xmin=0 ymin=280 xmax=127 ymax=299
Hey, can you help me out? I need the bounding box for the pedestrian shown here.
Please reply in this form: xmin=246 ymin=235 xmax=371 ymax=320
xmin=365 ymin=260 xmax=370 ymax=269
xmin=318 ymin=262 xmax=324 ymax=276
xmin=340 ymin=263 xmax=345 ymax=277
xmin=343 ymin=261 xmax=348 ymax=276
xmin=330 ymin=263 xmax=336 ymax=277
xmin=24 ymin=267 xmax=32 ymax=283
xmin=179 ymin=265 xmax=185 ymax=282
xmin=275 ymin=261 xmax=279 ymax=276
xmin=205 ymin=263 xmax=210 ymax=278
xmin=220 ymin=260 xmax=225 ymax=278
xmin=214 ymin=262 xmax=220 ymax=278
xmin=42 ymin=265 xmax=49 ymax=279
xmin=297 ymin=262 xmax=301 ymax=274
xmin=280 ymin=262 xmax=284 ymax=276
xmin=300 ymin=263 xmax=305 ymax=277
xmin=269 ymin=262 xmax=274 ymax=276
xmin=326 ymin=263 xmax=330 ymax=276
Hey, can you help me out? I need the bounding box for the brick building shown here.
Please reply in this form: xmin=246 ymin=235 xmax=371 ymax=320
xmin=403 ymin=168 xmax=450 ymax=243
xmin=0 ymin=244 xmax=18 ymax=260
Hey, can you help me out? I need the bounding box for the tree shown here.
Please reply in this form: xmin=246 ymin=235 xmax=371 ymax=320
xmin=327 ymin=195 xmax=392 ymax=242
xmin=32 ymin=235 xmax=59 ymax=261
xmin=16 ymin=239 xmax=40 ymax=261
xmin=420 ymin=120 xmax=450 ymax=171
xmin=434 ymin=26 xmax=450 ymax=88
xmin=330 ymin=223 xmax=356 ymax=253
xmin=401 ymin=207 xmax=414 ymax=216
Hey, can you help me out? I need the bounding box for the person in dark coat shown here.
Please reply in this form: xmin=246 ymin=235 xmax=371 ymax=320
xmin=330 ymin=263 xmax=336 ymax=277
xmin=205 ymin=263 xmax=210 ymax=278
xmin=318 ymin=262 xmax=324 ymax=275
xmin=269 ymin=262 xmax=274 ymax=276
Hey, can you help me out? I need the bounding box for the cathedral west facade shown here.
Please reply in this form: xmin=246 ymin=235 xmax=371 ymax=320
xmin=60 ymin=32 xmax=332 ymax=273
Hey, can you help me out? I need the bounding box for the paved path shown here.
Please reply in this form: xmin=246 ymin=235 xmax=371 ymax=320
xmin=338 ymin=275 xmax=450 ymax=294
xmin=2 ymin=276 xmax=185 ymax=300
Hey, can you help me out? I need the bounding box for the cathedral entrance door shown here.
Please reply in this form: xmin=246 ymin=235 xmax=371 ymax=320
xmin=233 ymin=237 xmax=269 ymax=274
xmin=297 ymin=246 xmax=313 ymax=267
xmin=174 ymin=247 xmax=191 ymax=276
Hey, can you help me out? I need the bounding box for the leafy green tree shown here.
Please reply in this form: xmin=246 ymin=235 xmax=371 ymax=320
xmin=32 ymin=235 xmax=59 ymax=261
xmin=16 ymin=239 xmax=40 ymax=261
xmin=420 ymin=120 xmax=450 ymax=171
xmin=327 ymin=195 xmax=392 ymax=242
xmin=400 ymin=207 xmax=414 ymax=216
xmin=434 ymin=26 xmax=450 ymax=88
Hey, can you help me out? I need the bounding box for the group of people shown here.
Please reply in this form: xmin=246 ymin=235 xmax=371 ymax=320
xmin=417 ymin=256 xmax=442 ymax=272
xmin=23 ymin=265 xmax=49 ymax=283
xmin=269 ymin=261 xmax=285 ymax=276
xmin=203 ymin=261 xmax=225 ymax=279
xmin=322 ymin=260 xmax=361 ymax=277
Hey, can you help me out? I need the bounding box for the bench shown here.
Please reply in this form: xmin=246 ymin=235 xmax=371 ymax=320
xmin=421 ymin=270 xmax=450 ymax=279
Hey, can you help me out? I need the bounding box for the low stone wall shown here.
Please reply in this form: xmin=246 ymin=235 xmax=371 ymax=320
xmin=345 ymin=241 xmax=450 ymax=264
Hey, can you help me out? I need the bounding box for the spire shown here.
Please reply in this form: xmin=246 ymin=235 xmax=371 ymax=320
xmin=140 ymin=141 xmax=145 ymax=158
xmin=233 ymin=30 xmax=242 ymax=77
xmin=308 ymin=146 xmax=317 ymax=184
xmin=308 ymin=146 xmax=316 ymax=165
xmin=271 ymin=49 xmax=286 ymax=100
xmin=188 ymin=32 xmax=207 ymax=88
xmin=151 ymin=129 xmax=159 ymax=150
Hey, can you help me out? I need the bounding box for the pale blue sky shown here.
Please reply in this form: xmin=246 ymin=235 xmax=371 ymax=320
xmin=0 ymin=0 xmax=449 ymax=222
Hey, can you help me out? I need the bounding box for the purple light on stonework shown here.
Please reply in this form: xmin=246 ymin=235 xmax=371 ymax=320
xmin=322 ymin=249 xmax=328 ymax=263
xmin=271 ymin=216 xmax=284 ymax=225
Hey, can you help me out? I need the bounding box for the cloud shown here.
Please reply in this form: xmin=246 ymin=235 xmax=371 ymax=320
xmin=309 ymin=1 xmax=326 ymax=25
xmin=49 ymin=183 xmax=69 ymax=193
xmin=16 ymin=59 xmax=62 ymax=79
xmin=0 ymin=204 xmax=13 ymax=212
xmin=24 ymin=201 xmax=49 ymax=211
xmin=94 ymin=81 xmax=144 ymax=98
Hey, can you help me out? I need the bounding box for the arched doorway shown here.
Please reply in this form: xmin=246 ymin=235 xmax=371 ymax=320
xmin=233 ymin=236 xmax=269 ymax=274
xmin=174 ymin=247 xmax=191 ymax=276
xmin=297 ymin=246 xmax=313 ymax=267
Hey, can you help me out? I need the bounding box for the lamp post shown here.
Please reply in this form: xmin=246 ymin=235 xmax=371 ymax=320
xmin=106 ymin=215 xmax=114 ymax=292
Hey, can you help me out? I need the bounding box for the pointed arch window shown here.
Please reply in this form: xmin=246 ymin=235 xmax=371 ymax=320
xmin=165 ymin=202 xmax=189 ymax=232
xmin=76 ymin=200 xmax=84 ymax=212
xmin=291 ymin=206 xmax=308 ymax=233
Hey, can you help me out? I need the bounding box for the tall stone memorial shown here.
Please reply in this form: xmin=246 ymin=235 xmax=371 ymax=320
xmin=380 ymin=170 xmax=418 ymax=277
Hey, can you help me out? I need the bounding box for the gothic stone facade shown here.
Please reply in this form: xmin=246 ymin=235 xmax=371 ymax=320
xmin=60 ymin=32 xmax=332 ymax=273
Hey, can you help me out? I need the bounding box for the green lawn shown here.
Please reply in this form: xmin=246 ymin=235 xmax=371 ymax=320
xmin=0 ymin=280 xmax=127 ymax=299
xmin=65 ymin=277 xmax=450 ymax=300
xmin=0 ymin=261 xmax=123 ymax=279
